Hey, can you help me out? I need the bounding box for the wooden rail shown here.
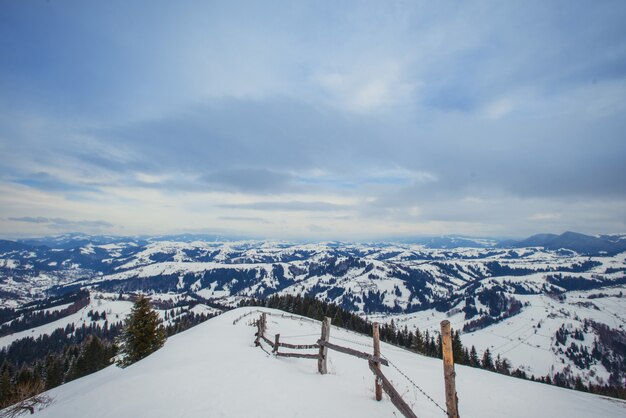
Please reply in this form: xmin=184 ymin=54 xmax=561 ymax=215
xmin=276 ymin=352 xmax=322 ymax=360
xmin=368 ymin=360 xmax=418 ymax=418
xmin=317 ymin=339 xmax=389 ymax=366
xmin=278 ymin=341 xmax=319 ymax=350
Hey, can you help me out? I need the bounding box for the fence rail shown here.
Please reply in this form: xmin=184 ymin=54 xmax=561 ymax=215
xmin=276 ymin=352 xmax=322 ymax=360
xmin=278 ymin=341 xmax=319 ymax=350
xmin=317 ymin=339 xmax=389 ymax=366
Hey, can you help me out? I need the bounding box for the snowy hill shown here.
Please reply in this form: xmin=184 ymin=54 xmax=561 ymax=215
xmin=1 ymin=235 xmax=625 ymax=391
xmin=29 ymin=307 xmax=625 ymax=418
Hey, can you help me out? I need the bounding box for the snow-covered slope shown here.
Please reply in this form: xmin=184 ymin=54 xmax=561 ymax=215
xmin=32 ymin=308 xmax=626 ymax=418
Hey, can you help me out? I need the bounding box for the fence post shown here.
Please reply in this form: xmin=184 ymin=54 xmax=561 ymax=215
xmin=273 ymin=333 xmax=280 ymax=354
xmin=255 ymin=313 xmax=266 ymax=346
xmin=318 ymin=317 xmax=331 ymax=374
xmin=440 ymin=320 xmax=460 ymax=418
xmin=373 ymin=322 xmax=383 ymax=401
xmin=254 ymin=315 xmax=261 ymax=346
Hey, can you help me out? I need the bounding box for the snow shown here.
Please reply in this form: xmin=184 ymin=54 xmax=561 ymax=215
xmin=0 ymin=258 xmax=19 ymax=269
xmin=31 ymin=307 xmax=626 ymax=418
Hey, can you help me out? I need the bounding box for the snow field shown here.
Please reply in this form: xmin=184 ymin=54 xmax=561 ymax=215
xmin=33 ymin=307 xmax=626 ymax=418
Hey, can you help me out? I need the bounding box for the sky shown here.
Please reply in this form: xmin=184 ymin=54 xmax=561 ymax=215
xmin=1 ymin=0 xmax=625 ymax=240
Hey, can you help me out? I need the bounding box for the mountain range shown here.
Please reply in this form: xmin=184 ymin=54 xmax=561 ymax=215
xmin=0 ymin=231 xmax=624 ymax=391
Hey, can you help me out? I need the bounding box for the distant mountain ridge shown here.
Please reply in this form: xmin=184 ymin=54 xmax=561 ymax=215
xmin=5 ymin=230 xmax=626 ymax=256
xmin=499 ymin=231 xmax=626 ymax=255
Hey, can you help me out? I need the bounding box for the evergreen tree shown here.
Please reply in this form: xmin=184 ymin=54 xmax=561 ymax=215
xmin=469 ymin=345 xmax=479 ymax=367
xmin=44 ymin=355 xmax=63 ymax=390
xmin=451 ymin=330 xmax=466 ymax=364
xmin=69 ymin=336 xmax=115 ymax=379
xmin=497 ymin=356 xmax=511 ymax=375
xmin=411 ymin=329 xmax=424 ymax=353
xmin=0 ymin=366 xmax=13 ymax=407
xmin=481 ymin=348 xmax=494 ymax=370
xmin=116 ymin=297 xmax=166 ymax=368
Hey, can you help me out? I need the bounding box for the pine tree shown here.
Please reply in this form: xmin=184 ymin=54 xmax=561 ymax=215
xmin=0 ymin=367 xmax=13 ymax=407
xmin=451 ymin=330 xmax=466 ymax=364
xmin=70 ymin=336 xmax=114 ymax=379
xmin=481 ymin=348 xmax=494 ymax=370
xmin=116 ymin=296 xmax=166 ymax=368
xmin=44 ymin=355 xmax=63 ymax=390
xmin=411 ymin=329 xmax=424 ymax=353
xmin=469 ymin=345 xmax=479 ymax=367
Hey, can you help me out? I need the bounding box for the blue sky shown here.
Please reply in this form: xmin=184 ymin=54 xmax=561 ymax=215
xmin=1 ymin=1 xmax=625 ymax=239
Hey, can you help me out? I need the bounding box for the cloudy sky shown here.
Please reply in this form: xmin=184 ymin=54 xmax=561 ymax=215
xmin=1 ymin=1 xmax=625 ymax=240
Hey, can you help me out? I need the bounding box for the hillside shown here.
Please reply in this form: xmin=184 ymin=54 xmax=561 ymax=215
xmin=1 ymin=235 xmax=625 ymax=391
xmin=27 ymin=307 xmax=626 ymax=418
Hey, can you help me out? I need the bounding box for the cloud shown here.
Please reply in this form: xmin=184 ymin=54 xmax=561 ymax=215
xmin=217 ymin=216 xmax=272 ymax=224
xmin=1 ymin=2 xmax=625 ymax=238
xmin=529 ymin=213 xmax=561 ymax=221
xmin=9 ymin=216 xmax=114 ymax=229
xmin=219 ymin=201 xmax=351 ymax=212
xmin=14 ymin=172 xmax=99 ymax=194
xmin=201 ymin=168 xmax=294 ymax=193
xmin=7 ymin=216 xmax=49 ymax=224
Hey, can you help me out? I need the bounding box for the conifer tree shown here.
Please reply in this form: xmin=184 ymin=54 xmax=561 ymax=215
xmin=469 ymin=345 xmax=479 ymax=367
xmin=0 ymin=366 xmax=13 ymax=407
xmin=116 ymin=296 xmax=166 ymax=368
xmin=451 ymin=330 xmax=466 ymax=364
xmin=44 ymin=355 xmax=63 ymax=390
xmin=481 ymin=348 xmax=494 ymax=370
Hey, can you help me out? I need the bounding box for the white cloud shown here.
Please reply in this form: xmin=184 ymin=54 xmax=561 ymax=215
xmin=312 ymin=63 xmax=417 ymax=112
xmin=529 ymin=213 xmax=561 ymax=221
xmin=483 ymin=98 xmax=515 ymax=119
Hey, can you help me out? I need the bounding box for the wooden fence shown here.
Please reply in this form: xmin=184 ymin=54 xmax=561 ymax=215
xmin=251 ymin=312 xmax=461 ymax=418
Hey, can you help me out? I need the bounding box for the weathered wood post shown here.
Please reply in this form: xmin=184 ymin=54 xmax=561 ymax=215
xmin=254 ymin=315 xmax=262 ymax=346
xmin=255 ymin=313 xmax=266 ymax=346
xmin=261 ymin=313 xmax=266 ymax=335
xmin=318 ymin=317 xmax=331 ymax=374
xmin=373 ymin=322 xmax=383 ymax=401
xmin=441 ymin=320 xmax=460 ymax=418
xmin=273 ymin=333 xmax=280 ymax=354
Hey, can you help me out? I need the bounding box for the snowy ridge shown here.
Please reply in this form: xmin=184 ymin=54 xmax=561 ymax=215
xmin=31 ymin=307 xmax=626 ymax=418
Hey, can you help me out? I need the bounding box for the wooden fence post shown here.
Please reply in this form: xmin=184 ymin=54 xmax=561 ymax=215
xmin=318 ymin=317 xmax=331 ymax=374
xmin=254 ymin=315 xmax=261 ymax=346
xmin=441 ymin=320 xmax=460 ymax=418
xmin=273 ymin=334 xmax=280 ymax=354
xmin=255 ymin=313 xmax=266 ymax=346
xmin=373 ymin=322 xmax=382 ymax=401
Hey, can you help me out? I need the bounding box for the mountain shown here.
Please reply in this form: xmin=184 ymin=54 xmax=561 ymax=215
xmin=500 ymin=231 xmax=626 ymax=255
xmin=0 ymin=239 xmax=33 ymax=253
xmin=513 ymin=233 xmax=560 ymax=248
xmin=0 ymin=234 xmax=625 ymax=390
xmin=398 ymin=235 xmax=496 ymax=248
xmin=16 ymin=233 xmax=148 ymax=251
xmin=27 ymin=307 xmax=626 ymax=418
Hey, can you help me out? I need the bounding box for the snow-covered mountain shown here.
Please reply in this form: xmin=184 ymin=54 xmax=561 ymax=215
xmin=26 ymin=307 xmax=626 ymax=418
xmin=0 ymin=233 xmax=624 ymax=391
